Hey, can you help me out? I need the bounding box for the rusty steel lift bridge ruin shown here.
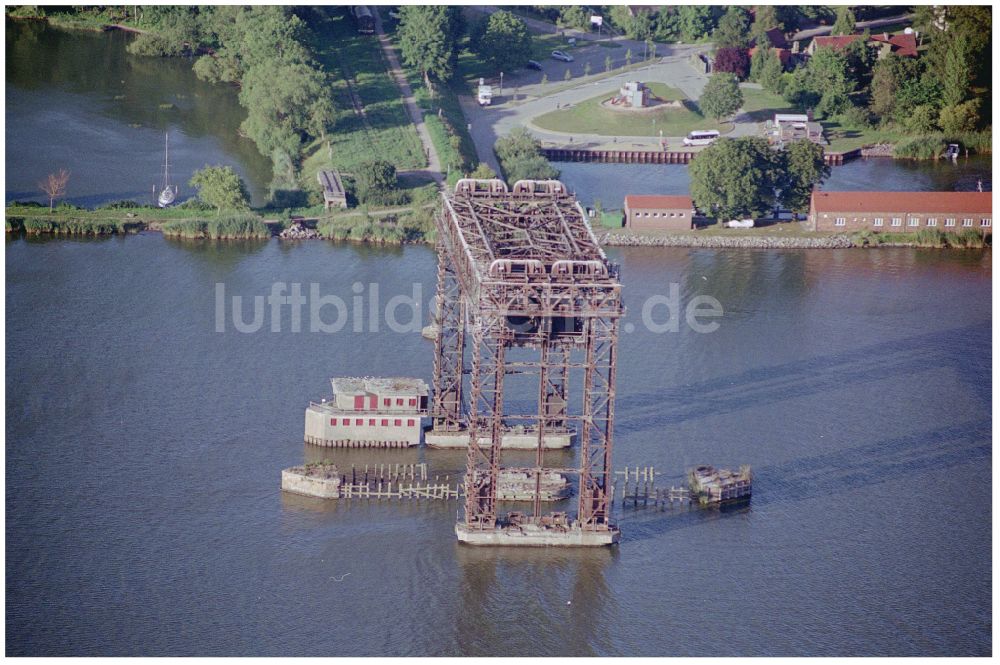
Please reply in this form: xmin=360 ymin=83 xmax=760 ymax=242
xmin=431 ymin=178 xmax=623 ymax=546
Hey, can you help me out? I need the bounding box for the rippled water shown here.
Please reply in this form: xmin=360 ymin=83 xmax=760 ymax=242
xmin=6 ymin=234 xmax=991 ymax=655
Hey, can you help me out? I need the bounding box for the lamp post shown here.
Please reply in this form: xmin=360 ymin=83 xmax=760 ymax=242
xmin=499 ymin=71 xmax=504 ymax=97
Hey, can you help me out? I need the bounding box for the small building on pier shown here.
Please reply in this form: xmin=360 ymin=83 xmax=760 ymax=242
xmin=317 ymin=169 xmax=347 ymax=210
xmin=809 ymin=191 xmax=992 ymax=233
xmin=623 ymin=194 xmax=695 ymax=231
xmin=305 ymin=377 xmax=429 ymax=447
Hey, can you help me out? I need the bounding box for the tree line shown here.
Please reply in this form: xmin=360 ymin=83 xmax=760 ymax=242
xmin=397 ymin=7 xmax=532 ymax=86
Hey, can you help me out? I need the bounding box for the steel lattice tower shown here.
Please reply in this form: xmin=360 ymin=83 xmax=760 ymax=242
xmin=431 ymin=179 xmax=623 ymax=546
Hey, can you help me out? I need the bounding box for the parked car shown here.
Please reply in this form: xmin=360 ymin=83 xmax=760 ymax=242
xmin=551 ymin=50 xmax=574 ymax=62
xmin=526 ymin=60 xmax=543 ymax=71
xmin=725 ymin=219 xmax=755 ymax=228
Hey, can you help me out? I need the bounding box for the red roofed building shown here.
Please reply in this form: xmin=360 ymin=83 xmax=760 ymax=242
xmin=870 ymin=32 xmax=919 ymax=57
xmin=806 ymin=34 xmax=866 ymax=55
xmin=624 ymin=194 xmax=695 ymax=231
xmin=809 ymin=191 xmax=992 ymax=233
xmin=807 ymin=31 xmax=919 ymax=58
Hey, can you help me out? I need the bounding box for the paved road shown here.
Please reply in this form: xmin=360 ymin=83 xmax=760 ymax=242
xmin=460 ymin=47 xmax=769 ymax=160
xmin=373 ymin=9 xmax=444 ymax=187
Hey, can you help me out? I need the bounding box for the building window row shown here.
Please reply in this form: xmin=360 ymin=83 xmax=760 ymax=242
xmin=638 ymin=211 xmax=686 ymax=218
xmin=330 ymin=417 xmax=415 ymax=427
xmin=831 ymin=215 xmax=990 ymax=229
xmin=381 ymin=398 xmax=417 ymax=406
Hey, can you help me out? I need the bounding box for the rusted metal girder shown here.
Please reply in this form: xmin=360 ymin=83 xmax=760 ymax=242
xmin=432 ymin=179 xmax=623 ymax=536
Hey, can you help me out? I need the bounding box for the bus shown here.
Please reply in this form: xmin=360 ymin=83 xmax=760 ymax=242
xmin=683 ymin=130 xmax=720 ymax=147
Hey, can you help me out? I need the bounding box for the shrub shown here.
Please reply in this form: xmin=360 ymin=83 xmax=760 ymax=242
xmin=893 ymin=135 xmax=947 ymax=160
xmin=97 ymin=199 xmax=142 ymax=210
xmin=355 ymin=160 xmax=398 ymax=204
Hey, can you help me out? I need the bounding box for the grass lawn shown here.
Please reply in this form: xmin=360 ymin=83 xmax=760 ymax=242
xmin=739 ymin=86 xmax=800 ymax=122
xmin=303 ymin=8 xmax=425 ymax=181
xmin=532 ymin=82 xmax=728 ymax=137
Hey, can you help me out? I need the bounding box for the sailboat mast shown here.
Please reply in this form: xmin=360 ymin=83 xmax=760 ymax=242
xmin=163 ymin=132 xmax=170 ymax=190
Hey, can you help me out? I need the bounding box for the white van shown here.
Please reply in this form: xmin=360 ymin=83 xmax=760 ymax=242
xmin=683 ymin=130 xmax=720 ymax=146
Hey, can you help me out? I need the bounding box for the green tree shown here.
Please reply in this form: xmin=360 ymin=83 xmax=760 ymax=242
xmin=677 ymin=5 xmax=714 ymax=42
xmin=653 ymin=10 xmax=681 ymax=42
xmin=751 ymin=5 xmax=782 ymax=45
xmin=398 ymin=6 xmax=459 ymax=87
xmin=239 ymin=58 xmax=332 ymax=159
xmin=609 ymin=6 xmax=652 ymax=40
xmin=713 ymin=6 xmax=750 ymax=48
xmin=783 ymin=47 xmax=853 ymax=118
xmin=779 ymin=140 xmax=830 ymax=213
xmin=938 ymin=99 xmax=981 ymax=135
xmin=469 ymin=163 xmax=497 ymax=179
xmin=189 ymin=165 xmax=250 ymax=212
xmin=940 ymin=34 xmax=974 ymax=107
xmin=689 ymin=137 xmax=781 ymax=219
xmin=355 ymin=160 xmax=398 ymax=203
xmin=759 ymin=50 xmax=784 ymax=93
xmin=698 ymin=72 xmax=743 ymax=120
xmin=831 ymin=6 xmax=856 ymax=36
xmin=559 ymin=6 xmax=590 ymax=31
xmin=904 ymin=104 xmax=939 ymax=133
xmin=494 ymin=127 xmax=559 ymax=184
xmin=479 ymin=10 xmax=531 ymax=72
xmin=868 ymin=54 xmax=917 ymax=123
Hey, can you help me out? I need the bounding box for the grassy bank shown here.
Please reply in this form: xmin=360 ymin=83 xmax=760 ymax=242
xmin=853 ymin=228 xmax=991 ymax=248
xmin=161 ymin=213 xmax=270 ymax=240
xmin=316 ymin=206 xmax=436 ymax=243
xmin=301 ymin=8 xmax=425 ymax=186
xmin=6 ymin=6 xmax=143 ymax=32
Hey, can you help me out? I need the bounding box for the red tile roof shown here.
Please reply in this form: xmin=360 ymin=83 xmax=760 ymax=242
xmin=625 ymin=194 xmax=693 ymax=209
xmin=812 ymin=34 xmax=866 ymax=51
xmin=871 ymin=32 xmax=918 ymax=57
xmin=811 ymin=191 xmax=992 ymax=215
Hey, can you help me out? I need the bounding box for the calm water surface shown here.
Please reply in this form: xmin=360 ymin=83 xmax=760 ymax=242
xmin=556 ymin=157 xmax=993 ymax=208
xmin=5 ymin=19 xmax=272 ymax=206
xmin=6 ymin=234 xmax=991 ymax=656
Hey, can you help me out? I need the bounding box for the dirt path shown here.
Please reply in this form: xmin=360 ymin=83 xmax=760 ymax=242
xmin=372 ymin=10 xmax=444 ymax=188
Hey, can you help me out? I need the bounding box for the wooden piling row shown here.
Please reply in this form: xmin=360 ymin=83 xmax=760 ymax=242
xmin=540 ymin=148 xmax=857 ymax=166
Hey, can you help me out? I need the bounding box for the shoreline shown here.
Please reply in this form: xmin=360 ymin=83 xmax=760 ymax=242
xmin=6 ymin=223 xmax=990 ymax=251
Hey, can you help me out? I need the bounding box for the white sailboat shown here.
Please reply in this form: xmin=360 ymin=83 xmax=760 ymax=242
xmin=157 ymin=132 xmax=177 ymax=208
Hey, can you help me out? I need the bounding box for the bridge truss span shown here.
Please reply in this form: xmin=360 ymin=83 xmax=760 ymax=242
xmin=432 ymin=178 xmax=624 ymax=545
